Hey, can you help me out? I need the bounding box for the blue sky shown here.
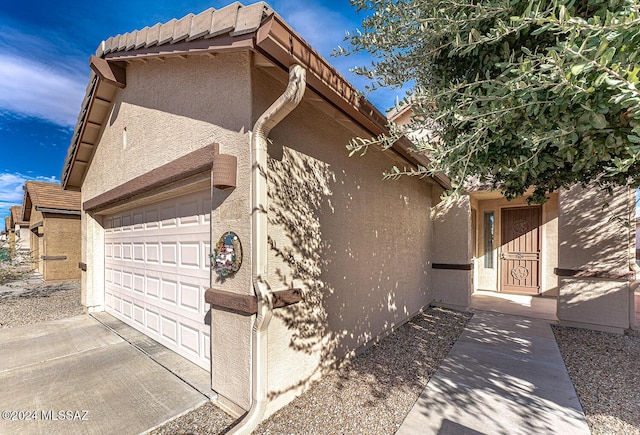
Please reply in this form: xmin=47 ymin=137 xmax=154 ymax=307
xmin=0 ymin=0 xmax=407 ymax=223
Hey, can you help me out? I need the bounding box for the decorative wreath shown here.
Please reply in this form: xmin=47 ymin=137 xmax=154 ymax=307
xmin=211 ymin=231 xmax=243 ymax=277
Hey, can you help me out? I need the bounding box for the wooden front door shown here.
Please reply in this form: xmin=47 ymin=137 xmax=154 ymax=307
xmin=500 ymin=206 xmax=541 ymax=294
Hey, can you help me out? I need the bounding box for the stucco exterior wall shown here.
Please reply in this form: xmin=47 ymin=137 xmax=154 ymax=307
xmin=29 ymin=231 xmax=39 ymax=271
xmin=82 ymin=212 xmax=104 ymax=312
xmin=41 ymin=214 xmax=81 ymax=281
xmin=255 ymin=67 xmax=434 ymax=416
xmin=431 ymin=191 xmax=472 ymax=310
xmin=14 ymin=223 xmax=30 ymax=253
xmin=82 ymin=52 xmax=254 ymax=201
xmin=79 ymin=52 xmax=254 ymax=413
xmin=557 ymin=185 xmax=634 ymax=332
xmin=28 ymin=206 xmax=44 ymax=272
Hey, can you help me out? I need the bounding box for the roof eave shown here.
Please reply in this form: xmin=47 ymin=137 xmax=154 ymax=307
xmin=61 ymin=7 xmax=451 ymax=191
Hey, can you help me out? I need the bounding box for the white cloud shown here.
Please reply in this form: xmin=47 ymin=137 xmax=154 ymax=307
xmin=0 ymin=172 xmax=58 ymax=222
xmin=0 ymin=53 xmax=86 ymax=127
xmin=279 ymin=2 xmax=352 ymax=56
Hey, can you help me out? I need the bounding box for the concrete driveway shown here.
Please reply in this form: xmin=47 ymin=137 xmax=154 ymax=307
xmin=0 ymin=313 xmax=213 ymax=434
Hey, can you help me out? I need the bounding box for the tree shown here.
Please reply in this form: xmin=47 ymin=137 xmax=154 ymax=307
xmin=341 ymin=0 xmax=640 ymax=203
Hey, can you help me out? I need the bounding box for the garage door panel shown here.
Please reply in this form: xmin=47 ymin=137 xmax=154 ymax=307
xmin=133 ymin=244 xmax=144 ymax=261
xmin=180 ymin=243 xmax=201 ymax=268
xmin=161 ymin=243 xmax=178 ymax=266
xmin=122 ymin=271 xmax=133 ymax=290
xmin=161 ymin=316 xmax=177 ymax=342
xmin=161 ymin=279 xmax=178 ymax=304
xmin=105 ymin=189 xmax=211 ymax=370
xmin=122 ymin=299 xmax=133 ymax=319
xmin=180 ymin=323 xmax=200 ymax=354
xmin=133 ymin=275 xmax=144 ymax=293
xmin=133 ymin=303 xmax=145 ymax=326
xmin=180 ymin=283 xmax=200 ymax=312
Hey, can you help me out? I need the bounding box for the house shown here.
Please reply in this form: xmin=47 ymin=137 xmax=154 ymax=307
xmin=391 ymin=105 xmax=638 ymax=335
xmin=10 ymin=205 xmax=30 ymax=254
xmin=4 ymin=215 xmax=14 ymax=254
xmin=2 ymin=216 xmax=11 ymax=251
xmin=22 ymin=181 xmax=82 ymax=280
xmin=60 ymin=1 xmax=636 ymax=430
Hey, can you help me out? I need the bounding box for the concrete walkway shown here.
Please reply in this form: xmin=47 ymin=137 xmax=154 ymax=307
xmin=397 ymin=311 xmax=590 ymax=435
xmin=0 ymin=314 xmax=211 ymax=434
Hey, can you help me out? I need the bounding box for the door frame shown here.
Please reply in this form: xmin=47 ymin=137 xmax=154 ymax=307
xmin=498 ymin=205 xmax=542 ymax=294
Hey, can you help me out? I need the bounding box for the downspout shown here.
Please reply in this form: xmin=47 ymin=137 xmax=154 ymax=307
xmin=229 ymin=64 xmax=306 ymax=434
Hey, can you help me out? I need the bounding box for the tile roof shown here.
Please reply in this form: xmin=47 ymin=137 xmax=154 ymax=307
xmin=61 ymin=2 xmax=451 ymax=191
xmin=96 ymin=2 xmax=273 ymax=56
xmin=24 ymin=181 xmax=81 ymax=213
xmin=10 ymin=206 xmax=28 ymax=225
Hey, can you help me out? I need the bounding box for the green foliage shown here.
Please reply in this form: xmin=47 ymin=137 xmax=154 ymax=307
xmin=342 ymin=0 xmax=640 ymax=202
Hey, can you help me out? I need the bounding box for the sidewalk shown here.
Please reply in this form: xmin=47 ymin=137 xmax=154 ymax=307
xmin=397 ymin=311 xmax=590 ymax=434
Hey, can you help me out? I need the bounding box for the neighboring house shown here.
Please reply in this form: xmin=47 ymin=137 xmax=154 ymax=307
xmin=59 ymin=1 xmax=636 ymax=430
xmin=4 ymin=215 xmax=15 ymax=254
xmin=22 ymin=181 xmax=82 ymax=281
xmin=10 ymin=205 xmax=30 ymax=254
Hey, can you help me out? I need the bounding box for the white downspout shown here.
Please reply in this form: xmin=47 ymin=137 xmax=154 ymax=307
xmin=229 ymin=64 xmax=306 ymax=434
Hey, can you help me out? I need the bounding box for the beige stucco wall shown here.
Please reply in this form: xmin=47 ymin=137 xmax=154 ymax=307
xmin=255 ymin=67 xmax=434 ymax=416
xmin=41 ymin=214 xmax=81 ymax=281
xmin=80 ymin=52 xmax=254 ymax=413
xmin=472 ymin=193 xmax=559 ymax=296
xmin=82 ymin=212 xmax=104 ymax=312
xmin=14 ymin=223 xmax=30 ymax=252
xmin=82 ymin=53 xmax=253 ymax=200
xmin=28 ymin=206 xmax=44 ymax=272
xmin=431 ymin=191 xmax=472 ymax=310
xmin=557 ymin=185 xmax=634 ymax=332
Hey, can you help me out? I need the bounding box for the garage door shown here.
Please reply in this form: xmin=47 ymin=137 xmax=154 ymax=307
xmin=104 ymin=189 xmax=212 ymax=370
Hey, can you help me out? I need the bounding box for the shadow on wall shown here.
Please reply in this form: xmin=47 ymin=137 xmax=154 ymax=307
xmin=556 ymin=188 xmax=635 ymax=325
xmin=559 ymin=188 xmax=632 ymax=274
xmin=267 ymin=145 xmax=340 ymax=362
xmin=266 ymin=143 xmax=431 ymax=399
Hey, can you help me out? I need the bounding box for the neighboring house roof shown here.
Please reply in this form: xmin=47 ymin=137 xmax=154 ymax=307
xmin=10 ymin=206 xmax=28 ymax=226
xmin=61 ymin=1 xmax=451 ymax=191
xmin=4 ymin=216 xmax=10 ymax=233
xmin=23 ymin=181 xmax=82 ymax=221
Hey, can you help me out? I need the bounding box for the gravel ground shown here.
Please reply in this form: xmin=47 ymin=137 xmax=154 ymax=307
xmin=553 ymin=326 xmax=640 ymax=435
xmin=0 ymin=277 xmax=83 ymax=328
xmin=149 ymin=402 xmax=235 ymax=435
xmin=153 ymin=307 xmax=472 ymax=434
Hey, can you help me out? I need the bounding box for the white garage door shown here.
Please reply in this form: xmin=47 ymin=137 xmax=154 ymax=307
xmin=104 ymin=189 xmax=212 ymax=370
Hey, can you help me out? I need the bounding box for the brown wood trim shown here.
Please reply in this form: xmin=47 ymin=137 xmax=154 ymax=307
xmin=205 ymin=288 xmax=257 ymax=315
xmin=41 ymin=255 xmax=67 ymax=261
xmin=204 ymin=287 xmax=302 ymax=315
xmin=79 ymin=262 xmax=87 ymax=271
xmin=432 ymin=263 xmax=473 ymax=271
xmin=89 ymin=56 xmax=126 ymax=88
xmin=272 ymin=288 xmax=302 ymax=309
xmin=83 ymin=144 xmax=217 ymax=212
xmin=554 ymin=268 xmax=634 ymax=281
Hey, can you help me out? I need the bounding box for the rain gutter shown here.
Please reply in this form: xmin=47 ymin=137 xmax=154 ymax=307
xmin=229 ymin=63 xmax=306 ymax=434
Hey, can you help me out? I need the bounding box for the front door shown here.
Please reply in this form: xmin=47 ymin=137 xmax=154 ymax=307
xmin=500 ymin=206 xmax=541 ymax=294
